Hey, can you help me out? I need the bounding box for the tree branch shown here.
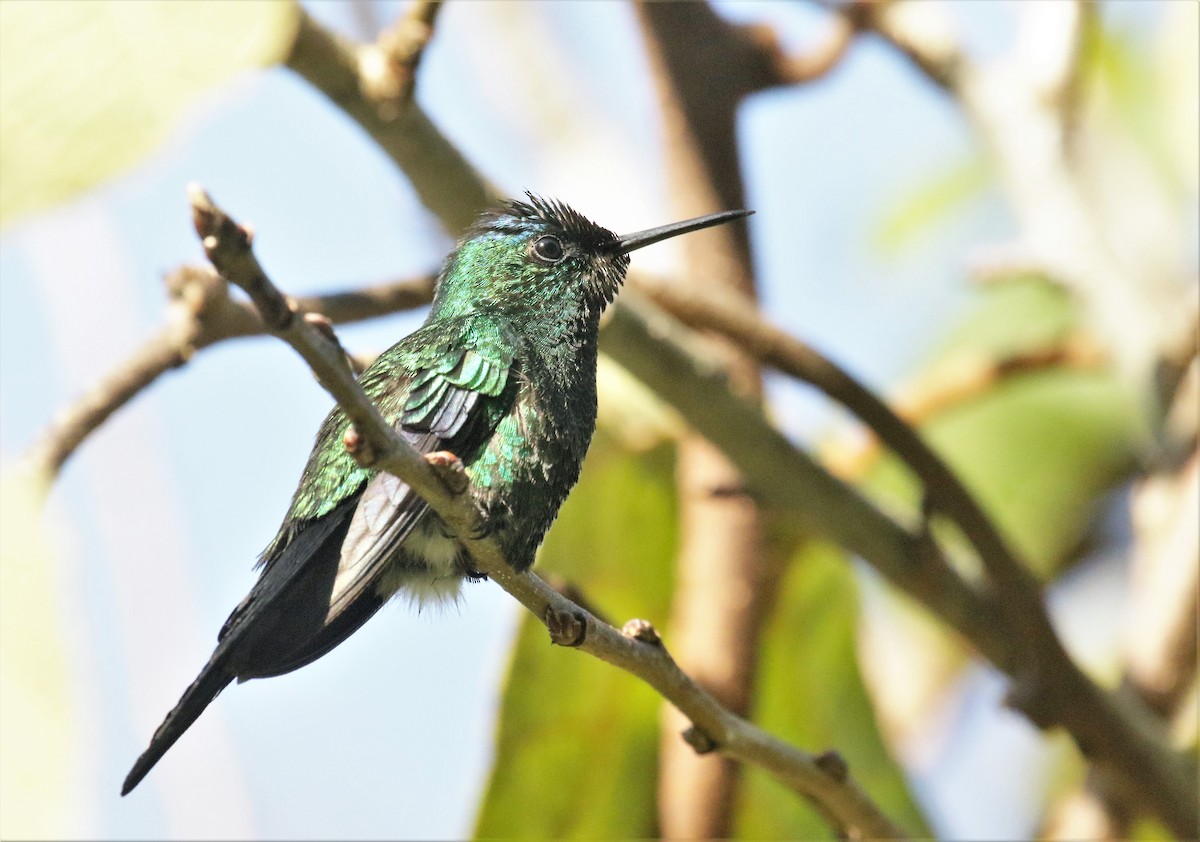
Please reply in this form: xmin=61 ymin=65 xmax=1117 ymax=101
xmin=750 ymin=4 xmax=862 ymax=87
xmin=19 ymin=265 xmax=434 ymax=484
xmin=823 ymin=334 xmax=1105 ymax=480
xmin=359 ymin=0 xmax=443 ymax=114
xmin=20 ymin=267 xmax=212 ymax=485
xmin=186 ymin=186 xmax=910 ymax=841
xmin=603 ymin=295 xmax=997 ymax=644
xmin=842 ymin=5 xmax=1200 ymax=832
xmin=634 ymin=276 xmax=1051 ymax=637
xmin=284 ymin=5 xmax=497 ymax=235
xmin=634 ymin=3 xmax=773 ymax=834
xmin=858 ymin=0 xmax=963 ymax=93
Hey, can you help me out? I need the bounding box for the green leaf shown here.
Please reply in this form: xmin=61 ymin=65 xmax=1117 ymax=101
xmin=0 ymin=0 xmax=299 ymax=226
xmin=734 ymin=543 xmax=931 ymax=838
xmin=473 ymin=433 xmax=677 ymax=838
xmin=926 ymin=369 xmax=1136 ymax=571
xmin=868 ymin=279 xmax=1140 ymax=577
xmin=933 ymin=276 xmax=1077 ymax=360
xmin=846 ymin=277 xmax=1138 ymax=797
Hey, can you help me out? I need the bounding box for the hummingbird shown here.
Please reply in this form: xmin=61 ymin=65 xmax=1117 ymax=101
xmin=121 ymin=194 xmax=750 ymax=795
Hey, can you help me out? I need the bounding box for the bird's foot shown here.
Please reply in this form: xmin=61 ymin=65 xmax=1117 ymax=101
xmin=425 ymin=451 xmax=469 ymax=495
xmin=343 ymin=426 xmax=378 ymax=468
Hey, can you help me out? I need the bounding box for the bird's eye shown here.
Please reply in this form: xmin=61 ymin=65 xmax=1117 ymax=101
xmin=530 ymin=235 xmax=565 ymax=264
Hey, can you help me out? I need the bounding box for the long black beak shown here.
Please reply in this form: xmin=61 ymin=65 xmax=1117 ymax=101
xmin=617 ymin=209 xmax=753 ymax=254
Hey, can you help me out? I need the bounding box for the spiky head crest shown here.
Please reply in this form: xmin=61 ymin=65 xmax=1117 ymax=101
xmin=431 ymin=193 xmax=630 ymax=326
xmin=475 ymin=194 xmax=622 ymax=257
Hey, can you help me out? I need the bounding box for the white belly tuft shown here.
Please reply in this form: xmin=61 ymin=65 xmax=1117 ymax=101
xmin=375 ymin=519 xmax=465 ymax=609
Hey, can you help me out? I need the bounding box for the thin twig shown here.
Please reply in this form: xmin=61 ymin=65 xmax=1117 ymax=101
xmin=19 ymin=266 xmax=434 ymax=483
xmin=20 ymin=265 xmax=218 ymax=483
xmin=824 ymin=335 xmax=1106 ymax=480
xmin=751 ymin=5 xmax=862 ymax=87
xmin=189 ymin=185 xmax=433 ymax=488
xmin=22 ymin=323 xmax=192 ymax=485
xmin=859 ymin=1 xmax=963 ymax=92
xmin=360 ymin=0 xmax=444 ymax=114
xmin=187 ymin=187 xmax=911 ymax=839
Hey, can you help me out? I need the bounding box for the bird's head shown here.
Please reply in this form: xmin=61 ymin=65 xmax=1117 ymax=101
xmin=430 ymin=193 xmax=750 ymax=330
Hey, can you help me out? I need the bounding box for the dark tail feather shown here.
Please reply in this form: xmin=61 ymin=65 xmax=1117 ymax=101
xmin=121 ymin=658 xmax=233 ymax=795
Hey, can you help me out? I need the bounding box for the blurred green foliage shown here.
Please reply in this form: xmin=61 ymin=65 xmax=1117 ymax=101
xmin=866 ymin=279 xmax=1140 ymax=578
xmin=735 ymin=542 xmax=931 ymax=837
xmin=475 ymin=431 xmax=930 ymax=838
xmin=473 ymin=433 xmax=677 ymax=837
xmin=0 ymin=0 xmax=298 ymax=226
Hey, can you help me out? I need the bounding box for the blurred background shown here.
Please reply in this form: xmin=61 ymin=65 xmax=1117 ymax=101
xmin=1 ymin=1 xmax=1196 ymax=839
